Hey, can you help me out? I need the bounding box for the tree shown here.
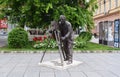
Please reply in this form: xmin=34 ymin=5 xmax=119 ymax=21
xmin=0 ymin=0 xmax=97 ymax=31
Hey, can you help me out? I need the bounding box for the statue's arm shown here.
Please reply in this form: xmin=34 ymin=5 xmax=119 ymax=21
xmin=64 ymin=22 xmax=72 ymax=39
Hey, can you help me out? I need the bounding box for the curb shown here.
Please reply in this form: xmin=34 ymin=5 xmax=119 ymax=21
xmin=0 ymin=50 xmax=120 ymax=53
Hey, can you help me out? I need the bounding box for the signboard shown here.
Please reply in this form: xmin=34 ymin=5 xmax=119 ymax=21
xmin=114 ymin=19 xmax=120 ymax=47
xmin=0 ymin=18 xmax=8 ymax=29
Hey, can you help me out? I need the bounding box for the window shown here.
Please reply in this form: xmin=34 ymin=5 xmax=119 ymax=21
xmin=99 ymin=1 xmax=101 ymax=13
xmin=104 ymin=0 xmax=106 ymax=14
xmin=115 ymin=0 xmax=118 ymax=7
xmin=109 ymin=0 xmax=111 ymax=10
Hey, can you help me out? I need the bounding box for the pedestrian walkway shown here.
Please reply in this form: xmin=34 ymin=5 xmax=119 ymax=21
xmin=0 ymin=53 xmax=120 ymax=77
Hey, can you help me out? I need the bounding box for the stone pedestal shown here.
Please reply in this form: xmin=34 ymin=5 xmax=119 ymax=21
xmin=38 ymin=59 xmax=83 ymax=70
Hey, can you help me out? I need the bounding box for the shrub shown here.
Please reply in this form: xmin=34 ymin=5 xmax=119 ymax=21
xmin=8 ymin=27 xmax=28 ymax=48
xmin=33 ymin=38 xmax=57 ymax=49
xmin=79 ymin=32 xmax=92 ymax=41
xmin=33 ymin=35 xmax=47 ymax=42
xmin=74 ymin=31 xmax=92 ymax=48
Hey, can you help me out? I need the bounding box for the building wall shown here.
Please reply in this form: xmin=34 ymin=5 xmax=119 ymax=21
xmin=93 ymin=0 xmax=120 ymax=35
xmin=94 ymin=0 xmax=120 ymax=16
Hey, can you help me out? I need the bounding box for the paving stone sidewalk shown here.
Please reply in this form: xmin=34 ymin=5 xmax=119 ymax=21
xmin=0 ymin=53 xmax=120 ymax=77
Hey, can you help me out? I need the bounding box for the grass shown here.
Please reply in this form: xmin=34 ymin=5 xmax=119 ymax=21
xmin=75 ymin=42 xmax=118 ymax=50
xmin=0 ymin=41 xmax=57 ymax=52
xmin=0 ymin=42 xmax=119 ymax=52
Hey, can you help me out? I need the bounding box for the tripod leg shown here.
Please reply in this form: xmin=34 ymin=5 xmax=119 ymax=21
xmin=54 ymin=31 xmax=64 ymax=65
xmin=40 ymin=38 xmax=51 ymax=63
xmin=58 ymin=40 xmax=66 ymax=60
xmin=57 ymin=32 xmax=66 ymax=61
xmin=60 ymin=42 xmax=66 ymax=60
xmin=40 ymin=49 xmax=47 ymax=63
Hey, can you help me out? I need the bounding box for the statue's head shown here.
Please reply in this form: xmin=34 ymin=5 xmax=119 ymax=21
xmin=59 ymin=15 xmax=66 ymax=24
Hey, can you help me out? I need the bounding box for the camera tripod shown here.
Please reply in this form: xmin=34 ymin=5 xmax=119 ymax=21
xmin=40 ymin=30 xmax=66 ymax=66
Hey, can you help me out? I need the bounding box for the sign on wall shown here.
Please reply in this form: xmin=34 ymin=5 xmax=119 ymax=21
xmin=114 ymin=19 xmax=120 ymax=47
xmin=0 ymin=18 xmax=8 ymax=29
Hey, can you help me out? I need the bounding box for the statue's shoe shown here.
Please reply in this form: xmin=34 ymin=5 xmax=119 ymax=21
xmin=67 ymin=60 xmax=72 ymax=65
xmin=64 ymin=58 xmax=69 ymax=61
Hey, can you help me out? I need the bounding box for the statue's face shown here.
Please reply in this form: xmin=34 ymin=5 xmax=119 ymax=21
xmin=60 ymin=18 xmax=65 ymax=24
xmin=59 ymin=15 xmax=66 ymax=24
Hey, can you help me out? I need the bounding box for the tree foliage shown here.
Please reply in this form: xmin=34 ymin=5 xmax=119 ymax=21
xmin=0 ymin=0 xmax=97 ymax=31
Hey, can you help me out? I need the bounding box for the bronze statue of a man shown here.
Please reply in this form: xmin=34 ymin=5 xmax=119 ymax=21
xmin=58 ymin=15 xmax=74 ymax=64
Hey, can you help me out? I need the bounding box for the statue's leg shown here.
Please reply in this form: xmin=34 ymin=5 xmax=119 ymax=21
xmin=67 ymin=42 xmax=73 ymax=64
xmin=63 ymin=40 xmax=73 ymax=64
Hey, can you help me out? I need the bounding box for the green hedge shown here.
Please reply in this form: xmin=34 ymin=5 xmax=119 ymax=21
xmin=8 ymin=27 xmax=28 ymax=48
xmin=74 ymin=31 xmax=92 ymax=48
xmin=79 ymin=31 xmax=92 ymax=41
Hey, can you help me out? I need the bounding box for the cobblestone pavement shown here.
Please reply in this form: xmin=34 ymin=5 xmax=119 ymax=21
xmin=0 ymin=53 xmax=120 ymax=77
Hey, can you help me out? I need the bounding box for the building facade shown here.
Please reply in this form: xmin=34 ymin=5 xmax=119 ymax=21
xmin=93 ymin=0 xmax=120 ymax=47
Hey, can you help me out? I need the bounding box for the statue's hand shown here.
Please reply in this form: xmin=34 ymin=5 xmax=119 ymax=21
xmin=61 ymin=37 xmax=65 ymax=40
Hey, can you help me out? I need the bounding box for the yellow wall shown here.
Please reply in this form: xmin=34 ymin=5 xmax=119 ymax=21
xmin=94 ymin=0 xmax=120 ymax=18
